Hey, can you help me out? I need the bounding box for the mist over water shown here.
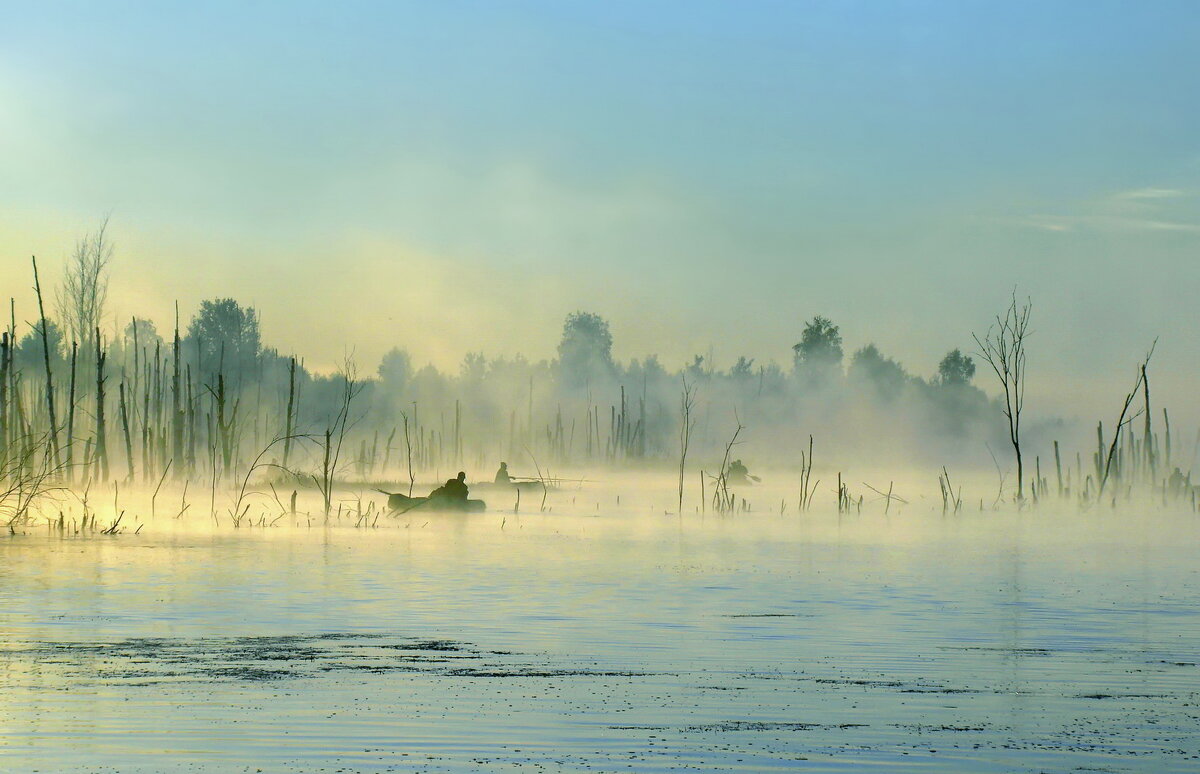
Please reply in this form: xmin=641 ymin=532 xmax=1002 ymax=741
xmin=4 ymin=480 xmax=1199 ymax=772
xmin=2 ymin=239 xmax=1198 ymax=772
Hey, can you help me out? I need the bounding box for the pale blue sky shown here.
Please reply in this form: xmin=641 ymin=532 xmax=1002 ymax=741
xmin=1 ymin=1 xmax=1198 ymax=418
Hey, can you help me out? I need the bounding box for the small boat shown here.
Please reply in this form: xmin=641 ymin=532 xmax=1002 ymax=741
xmin=472 ymin=479 xmax=555 ymax=494
xmin=726 ymin=473 xmax=761 ymax=486
xmin=380 ymin=491 xmax=486 ymax=513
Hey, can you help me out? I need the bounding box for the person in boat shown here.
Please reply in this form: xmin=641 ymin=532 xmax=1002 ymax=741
xmin=429 ymin=471 xmax=470 ymax=502
xmin=1168 ymin=467 xmax=1187 ymax=498
xmin=726 ymin=459 xmax=753 ymax=485
xmin=495 ymin=462 xmax=512 ymax=485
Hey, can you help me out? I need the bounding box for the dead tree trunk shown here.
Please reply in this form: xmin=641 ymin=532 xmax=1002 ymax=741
xmin=94 ymin=329 xmax=109 ymax=480
xmin=0 ymin=331 xmax=8 ymax=459
xmin=172 ymin=305 xmax=183 ymax=477
xmin=1099 ymin=342 xmax=1156 ymax=498
xmin=1141 ymin=361 xmax=1154 ymax=483
xmin=119 ymin=381 xmax=134 ymax=480
xmin=31 ymin=256 xmax=61 ymax=468
xmin=66 ymin=341 xmax=78 ymax=478
xmin=282 ymin=356 xmax=296 ymax=470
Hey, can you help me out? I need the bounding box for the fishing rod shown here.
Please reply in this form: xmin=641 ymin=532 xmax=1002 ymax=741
xmin=504 ymin=475 xmax=599 ymax=484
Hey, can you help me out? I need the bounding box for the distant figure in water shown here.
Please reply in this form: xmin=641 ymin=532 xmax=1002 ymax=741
xmin=726 ymin=459 xmax=758 ymax=485
xmin=1168 ymin=467 xmax=1188 ymax=498
xmin=495 ymin=461 xmax=512 ymax=484
xmin=431 ymin=471 xmax=469 ymax=501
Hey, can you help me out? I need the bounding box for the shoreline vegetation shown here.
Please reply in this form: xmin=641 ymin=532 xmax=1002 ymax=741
xmin=3 ymin=230 xmax=1197 ymax=535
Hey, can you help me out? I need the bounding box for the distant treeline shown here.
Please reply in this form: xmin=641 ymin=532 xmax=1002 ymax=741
xmin=5 ymin=226 xmax=1190 ymax=531
xmin=3 ymin=290 xmax=1020 ymax=489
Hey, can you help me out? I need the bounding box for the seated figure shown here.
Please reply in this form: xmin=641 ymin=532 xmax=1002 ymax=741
xmin=430 ymin=471 xmax=469 ymax=501
xmin=726 ymin=459 xmax=753 ymax=485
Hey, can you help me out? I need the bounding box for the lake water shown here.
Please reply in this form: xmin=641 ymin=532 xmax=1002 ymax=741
xmin=2 ymin=487 xmax=1199 ymax=772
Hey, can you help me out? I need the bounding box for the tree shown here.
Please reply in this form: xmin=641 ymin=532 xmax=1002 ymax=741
xmin=378 ymin=348 xmax=412 ymax=388
xmin=626 ymin=354 xmax=667 ymax=386
xmin=937 ymin=349 xmax=976 ymax=386
xmin=56 ymin=217 xmax=113 ymax=353
xmin=973 ymin=294 xmax=1032 ymax=501
xmin=684 ymin=354 xmax=709 ymax=381
xmin=677 ymin=375 xmax=696 ymax=514
xmin=925 ymin=349 xmax=988 ymax=439
xmin=848 ymin=344 xmax=909 ymax=401
xmin=117 ymin=318 xmax=164 ymax=367
xmin=729 ymin=356 xmax=756 ymax=381
xmin=315 ymin=357 xmax=363 ymax=519
xmin=123 ymin=318 xmax=162 ymax=348
xmin=758 ymin=362 xmax=787 ymax=396
xmin=460 ymin=352 xmax=488 ymax=383
xmin=186 ymin=298 xmax=262 ymax=383
xmin=15 ymin=320 xmax=67 ymax=372
xmin=792 ymin=315 xmax=843 ymax=384
xmin=556 ymin=311 xmax=614 ymax=388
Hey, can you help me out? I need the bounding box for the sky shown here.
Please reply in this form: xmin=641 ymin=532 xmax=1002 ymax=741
xmin=1 ymin=1 xmax=1198 ymax=424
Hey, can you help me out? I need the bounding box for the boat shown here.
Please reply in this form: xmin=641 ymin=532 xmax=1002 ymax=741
xmin=472 ymin=479 xmax=555 ymax=494
xmin=380 ymin=490 xmax=486 ymax=514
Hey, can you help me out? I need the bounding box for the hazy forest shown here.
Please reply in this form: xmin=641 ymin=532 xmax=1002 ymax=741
xmin=3 ymin=220 xmax=1189 ymax=531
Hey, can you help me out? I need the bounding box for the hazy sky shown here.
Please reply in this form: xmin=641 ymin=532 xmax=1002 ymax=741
xmin=2 ymin=1 xmax=1198 ymax=421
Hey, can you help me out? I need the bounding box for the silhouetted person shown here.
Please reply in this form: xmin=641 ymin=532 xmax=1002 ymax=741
xmin=1168 ymin=467 xmax=1187 ymax=498
xmin=495 ymin=462 xmax=512 ymax=484
xmin=726 ymin=459 xmax=755 ymax=485
xmin=424 ymin=470 xmax=470 ymax=506
xmin=428 ymin=471 xmax=469 ymax=502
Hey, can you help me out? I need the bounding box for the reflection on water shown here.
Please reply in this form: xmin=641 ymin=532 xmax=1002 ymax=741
xmin=2 ymin=496 xmax=1199 ymax=772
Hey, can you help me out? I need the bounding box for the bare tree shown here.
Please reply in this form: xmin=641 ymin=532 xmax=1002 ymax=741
xmin=2 ymin=429 xmax=69 ymax=532
xmin=314 ymin=356 xmax=364 ymax=519
xmin=56 ymin=217 xmax=113 ymax=354
xmin=677 ymin=375 xmax=697 ymax=514
xmin=973 ymin=292 xmax=1032 ymax=501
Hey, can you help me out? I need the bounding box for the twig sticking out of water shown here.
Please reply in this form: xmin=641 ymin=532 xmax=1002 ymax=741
xmin=711 ymin=418 xmax=743 ymax=515
xmin=939 ymin=467 xmax=962 ymax=514
xmin=862 ymin=481 xmax=904 ymax=514
xmin=798 ymin=435 xmax=817 ymax=512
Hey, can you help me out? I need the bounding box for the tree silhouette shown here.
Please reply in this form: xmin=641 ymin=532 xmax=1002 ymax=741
xmin=556 ymin=311 xmax=614 ymax=388
xmin=123 ymin=318 xmax=162 ymax=350
xmin=849 ymin=344 xmax=908 ymax=401
xmin=460 ymin=352 xmax=488 ymax=383
xmin=974 ymin=294 xmax=1032 ymax=501
xmin=378 ymin=348 xmax=412 ymax=388
xmin=729 ymin=356 xmax=756 ymax=381
xmin=186 ymin=298 xmax=261 ymax=383
xmin=936 ymin=349 xmax=976 ymax=386
xmin=15 ymin=319 xmax=67 ymax=372
xmin=792 ymin=315 xmax=843 ymax=385
xmin=56 ymin=217 xmax=112 ymax=354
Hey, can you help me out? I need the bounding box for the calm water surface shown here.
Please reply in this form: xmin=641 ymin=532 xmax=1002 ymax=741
xmin=2 ymin=499 xmax=1198 ymax=772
